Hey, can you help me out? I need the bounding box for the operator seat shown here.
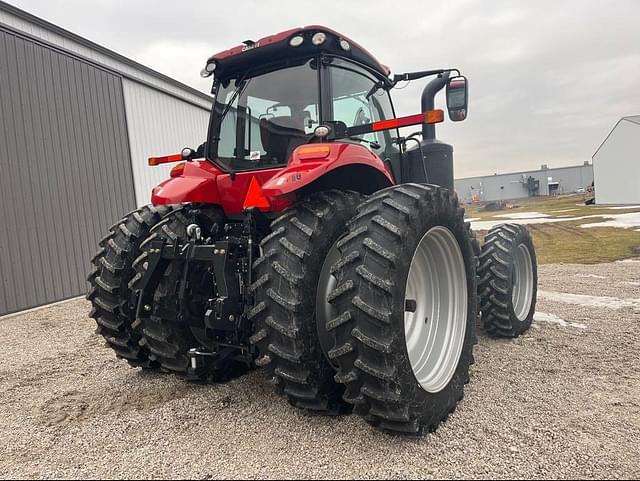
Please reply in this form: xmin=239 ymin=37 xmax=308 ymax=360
xmin=259 ymin=115 xmax=310 ymax=164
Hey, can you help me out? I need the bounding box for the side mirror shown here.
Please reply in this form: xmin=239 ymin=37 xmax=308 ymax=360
xmin=446 ymin=76 xmax=468 ymax=121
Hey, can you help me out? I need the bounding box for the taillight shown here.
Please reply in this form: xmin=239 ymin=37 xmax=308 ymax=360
xmin=170 ymin=162 xmax=186 ymax=177
xmin=297 ymin=145 xmax=331 ymax=160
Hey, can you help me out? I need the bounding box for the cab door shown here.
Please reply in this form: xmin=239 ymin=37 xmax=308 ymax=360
xmin=322 ymin=57 xmax=401 ymax=181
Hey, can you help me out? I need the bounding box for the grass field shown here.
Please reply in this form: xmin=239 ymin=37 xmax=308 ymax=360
xmin=467 ymin=194 xmax=640 ymax=264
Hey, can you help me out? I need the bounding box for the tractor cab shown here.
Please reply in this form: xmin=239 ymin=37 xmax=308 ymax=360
xmin=202 ymin=27 xmax=400 ymax=178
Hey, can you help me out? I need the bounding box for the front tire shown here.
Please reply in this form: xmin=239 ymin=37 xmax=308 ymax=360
xmin=328 ymin=184 xmax=478 ymax=435
xmin=249 ymin=190 xmax=361 ymax=414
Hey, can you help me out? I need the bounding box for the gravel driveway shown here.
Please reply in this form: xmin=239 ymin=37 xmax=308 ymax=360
xmin=1 ymin=260 xmax=639 ymax=479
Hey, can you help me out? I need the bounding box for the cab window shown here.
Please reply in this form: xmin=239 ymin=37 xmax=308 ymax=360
xmin=327 ymin=58 xmax=398 ymax=161
xmin=210 ymin=59 xmax=320 ymax=171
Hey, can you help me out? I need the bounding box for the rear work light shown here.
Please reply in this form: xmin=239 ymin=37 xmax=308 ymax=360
xmin=312 ymin=32 xmax=326 ymax=45
xmin=148 ymin=153 xmax=184 ymax=166
xmin=289 ymin=35 xmax=304 ymax=47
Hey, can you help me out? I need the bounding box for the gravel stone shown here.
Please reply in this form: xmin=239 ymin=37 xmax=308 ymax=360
xmin=0 ymin=261 xmax=638 ymax=479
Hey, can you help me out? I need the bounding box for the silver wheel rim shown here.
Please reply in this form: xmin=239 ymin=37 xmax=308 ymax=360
xmin=512 ymin=243 xmax=534 ymax=321
xmin=316 ymin=242 xmax=341 ymax=369
xmin=404 ymin=226 xmax=468 ymax=394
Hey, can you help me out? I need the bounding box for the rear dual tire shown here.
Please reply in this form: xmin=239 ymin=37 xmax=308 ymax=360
xmin=87 ymin=204 xmax=173 ymax=367
xmin=479 ymin=223 xmax=537 ymax=337
xmin=327 ymin=184 xmax=478 ymax=435
xmin=249 ymin=190 xmax=361 ymax=414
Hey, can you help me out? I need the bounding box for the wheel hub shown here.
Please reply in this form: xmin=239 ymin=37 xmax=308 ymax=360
xmin=512 ymin=243 xmax=534 ymax=321
xmin=404 ymin=226 xmax=467 ymax=394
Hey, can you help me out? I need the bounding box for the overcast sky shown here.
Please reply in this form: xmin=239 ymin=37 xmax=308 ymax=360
xmin=9 ymin=0 xmax=640 ymax=177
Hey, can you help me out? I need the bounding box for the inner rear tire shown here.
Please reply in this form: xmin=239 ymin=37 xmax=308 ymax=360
xmin=249 ymin=190 xmax=361 ymax=414
xmin=87 ymin=204 xmax=173 ymax=368
xmin=328 ymin=184 xmax=478 ymax=435
xmin=130 ymin=205 xmax=245 ymax=381
xmin=479 ymin=223 xmax=538 ymax=337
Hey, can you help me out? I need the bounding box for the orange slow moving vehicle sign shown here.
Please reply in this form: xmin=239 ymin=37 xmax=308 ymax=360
xmin=242 ymin=176 xmax=271 ymax=209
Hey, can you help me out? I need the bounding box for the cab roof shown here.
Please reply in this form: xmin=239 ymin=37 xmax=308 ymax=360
xmin=207 ymin=26 xmax=391 ymax=81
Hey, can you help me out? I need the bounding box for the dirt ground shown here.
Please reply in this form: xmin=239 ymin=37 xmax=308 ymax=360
xmin=1 ymin=261 xmax=639 ymax=479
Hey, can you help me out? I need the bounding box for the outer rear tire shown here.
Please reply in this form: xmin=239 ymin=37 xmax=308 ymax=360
xmin=249 ymin=190 xmax=361 ymax=414
xmin=479 ymin=223 xmax=538 ymax=337
xmin=328 ymin=184 xmax=478 ymax=435
xmin=87 ymin=204 xmax=173 ymax=367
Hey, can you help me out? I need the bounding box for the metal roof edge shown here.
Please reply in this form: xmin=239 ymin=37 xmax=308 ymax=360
xmin=0 ymin=0 xmax=212 ymax=104
xmin=622 ymin=115 xmax=640 ymax=125
xmin=591 ymin=117 xmax=640 ymax=159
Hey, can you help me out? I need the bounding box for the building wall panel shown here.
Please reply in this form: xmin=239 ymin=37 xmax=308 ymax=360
xmin=593 ymin=120 xmax=640 ymax=205
xmin=122 ymin=78 xmax=210 ymax=206
xmin=0 ymin=28 xmax=136 ymax=315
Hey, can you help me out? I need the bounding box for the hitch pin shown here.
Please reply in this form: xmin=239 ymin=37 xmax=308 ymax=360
xmin=186 ymin=223 xmax=202 ymax=241
xmin=188 ymin=348 xmax=215 ymax=369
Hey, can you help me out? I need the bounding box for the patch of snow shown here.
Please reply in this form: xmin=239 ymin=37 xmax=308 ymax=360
xmin=580 ymin=212 xmax=640 ymax=229
xmin=577 ymin=274 xmax=607 ymax=279
xmin=538 ymin=290 xmax=640 ymax=310
xmin=471 ymin=215 xmax=594 ymax=231
xmin=617 ymin=258 xmax=640 ymax=263
xmin=472 ymin=211 xmax=640 ymax=231
xmin=624 ymin=281 xmax=640 ymax=287
xmin=596 ymin=205 xmax=640 ymax=210
xmin=493 ymin=212 xmax=550 ymax=219
xmin=534 ymin=312 xmax=587 ymax=330
xmin=464 ymin=217 xmax=481 ymax=222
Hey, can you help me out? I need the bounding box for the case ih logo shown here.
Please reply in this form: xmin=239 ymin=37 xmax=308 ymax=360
xmin=241 ymin=41 xmax=260 ymax=52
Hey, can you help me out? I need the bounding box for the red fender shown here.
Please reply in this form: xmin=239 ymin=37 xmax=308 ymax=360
xmin=151 ymin=161 xmax=291 ymax=215
xmin=261 ymin=143 xmax=395 ymax=197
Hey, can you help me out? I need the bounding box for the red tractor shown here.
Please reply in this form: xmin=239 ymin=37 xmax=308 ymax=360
xmin=88 ymin=26 xmax=538 ymax=436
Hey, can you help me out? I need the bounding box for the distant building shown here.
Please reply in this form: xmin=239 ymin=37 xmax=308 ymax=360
xmin=454 ymin=164 xmax=593 ymax=204
xmin=592 ymin=116 xmax=640 ymax=205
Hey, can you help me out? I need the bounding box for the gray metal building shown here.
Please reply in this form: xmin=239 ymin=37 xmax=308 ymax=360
xmin=0 ymin=2 xmax=211 ymax=315
xmin=454 ymin=164 xmax=594 ymax=204
xmin=592 ymin=115 xmax=640 ymax=205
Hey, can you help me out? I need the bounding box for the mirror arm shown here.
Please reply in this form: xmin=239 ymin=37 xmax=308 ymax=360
xmin=392 ymin=68 xmax=459 ymax=85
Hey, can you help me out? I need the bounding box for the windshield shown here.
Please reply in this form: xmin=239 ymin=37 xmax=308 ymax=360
xmin=207 ymin=59 xmax=320 ymax=171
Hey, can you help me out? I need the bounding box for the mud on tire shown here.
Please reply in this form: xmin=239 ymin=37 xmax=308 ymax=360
xmin=249 ymin=190 xmax=361 ymax=414
xmin=479 ymin=223 xmax=538 ymax=338
xmin=87 ymin=204 xmax=173 ymax=367
xmin=328 ymin=184 xmax=478 ymax=435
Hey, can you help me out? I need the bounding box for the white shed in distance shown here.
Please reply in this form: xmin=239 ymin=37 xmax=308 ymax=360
xmin=592 ymin=116 xmax=640 ymax=205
